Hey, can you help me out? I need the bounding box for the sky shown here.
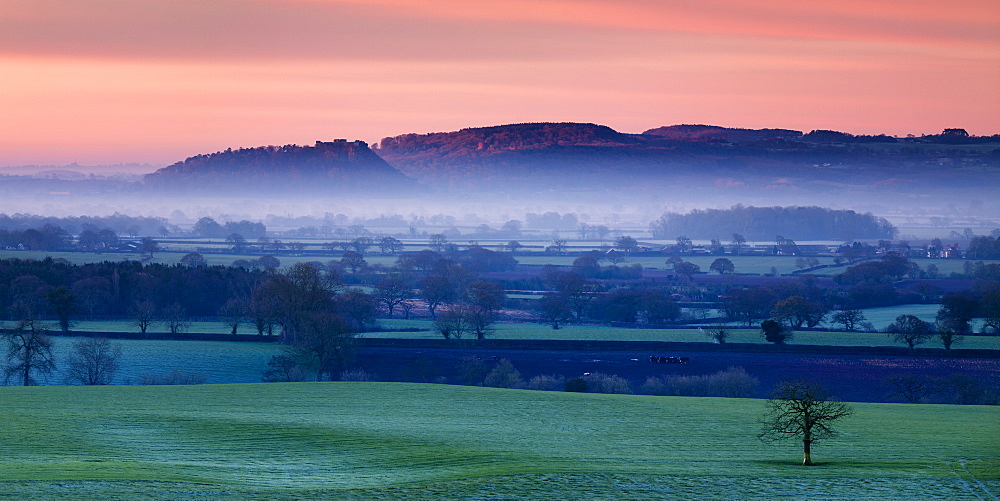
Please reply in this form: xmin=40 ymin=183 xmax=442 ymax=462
xmin=2 ymin=0 xmax=999 ymax=167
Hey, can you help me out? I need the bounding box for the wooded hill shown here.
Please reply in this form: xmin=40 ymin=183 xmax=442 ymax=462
xmin=143 ymin=140 xmax=417 ymax=194
xmin=375 ymin=122 xmax=1000 ymax=194
xmin=129 ymin=122 xmax=1000 ymax=197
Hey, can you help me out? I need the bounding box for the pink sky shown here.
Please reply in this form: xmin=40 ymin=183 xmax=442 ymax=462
xmin=2 ymin=0 xmax=998 ymax=167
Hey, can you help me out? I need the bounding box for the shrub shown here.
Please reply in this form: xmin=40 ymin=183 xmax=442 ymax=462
xmin=457 ymin=356 xmax=491 ymax=385
xmin=640 ymin=376 xmax=668 ymax=396
xmin=710 ymin=366 xmax=760 ymax=397
xmin=646 ymin=367 xmax=759 ymax=398
xmin=565 ymin=378 xmax=588 ymax=392
xmin=583 ymin=373 xmax=632 ymax=394
xmin=761 ymin=319 xmax=793 ymax=344
xmin=940 ymin=374 xmax=999 ymax=405
xmin=140 ymin=369 xmax=208 ymax=385
xmin=261 ymin=354 xmax=308 ymax=383
xmin=666 ymin=375 xmax=711 ymax=396
xmin=527 ymin=374 xmax=566 ymax=391
xmin=482 ymin=359 xmax=525 ymax=389
xmin=339 ymin=368 xmax=373 ymax=382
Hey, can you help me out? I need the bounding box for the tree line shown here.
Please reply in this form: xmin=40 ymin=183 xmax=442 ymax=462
xmin=649 ymin=205 xmax=897 ymax=241
xmin=0 ymin=212 xmax=168 ymax=237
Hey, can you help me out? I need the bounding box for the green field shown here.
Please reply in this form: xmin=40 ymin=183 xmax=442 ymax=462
xmin=862 ymin=304 xmax=943 ymax=329
xmin=0 ymin=383 xmax=996 ymax=498
xmin=58 ymin=317 xmax=1000 ymax=350
xmin=4 ymin=248 xmax=996 ymax=279
xmin=370 ymin=319 xmax=1000 ymax=350
xmin=36 ymin=338 xmax=281 ymax=385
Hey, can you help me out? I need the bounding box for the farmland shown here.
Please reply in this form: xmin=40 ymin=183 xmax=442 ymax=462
xmin=0 ymin=383 xmax=996 ymax=499
xmin=49 ymin=317 xmax=1000 ymax=349
xmin=43 ymin=338 xmax=281 ymax=385
xmin=368 ymin=319 xmax=1000 ymax=349
xmin=6 ymin=245 xmax=995 ymax=278
xmin=20 ymin=334 xmax=1000 ymax=405
xmin=43 ymin=309 xmax=1000 ymax=351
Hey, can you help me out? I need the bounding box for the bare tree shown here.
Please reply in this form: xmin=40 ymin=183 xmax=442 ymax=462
xmin=704 ymin=325 xmax=729 ymax=344
xmin=291 ymin=312 xmax=356 ymax=381
xmin=65 ymin=337 xmax=122 ymax=385
xmin=373 ymin=277 xmax=412 ymax=317
xmin=420 ymin=275 xmax=455 ymax=318
xmin=226 ymin=233 xmax=247 ymax=253
xmin=261 ymin=354 xmax=308 ymax=382
xmin=551 ymin=239 xmax=567 ymax=254
xmin=219 ymin=297 xmax=249 ymax=335
xmin=759 ymin=380 xmax=853 ymax=466
xmin=378 ymin=236 xmax=403 ymax=255
xmin=887 ymin=314 xmax=932 ymax=350
xmin=45 ymin=286 xmax=78 ymax=334
xmin=709 ymin=258 xmax=735 ymax=276
xmin=433 ymin=306 xmax=470 ymax=340
xmin=615 ymin=235 xmax=638 ymax=255
xmin=673 ymin=261 xmax=700 ymax=282
xmin=161 ymin=302 xmax=190 ymax=335
xmin=539 ymin=296 xmax=572 ymax=330
xmin=129 ymin=299 xmax=156 ymax=334
xmin=883 ymin=374 xmax=935 ymax=403
xmin=137 ymin=236 xmax=160 ymax=258
xmin=179 ymin=252 xmax=207 ymax=267
xmin=730 ymin=233 xmax=746 ymax=255
xmin=830 ymin=309 xmax=866 ymax=331
xmin=3 ymin=318 xmax=56 ymax=386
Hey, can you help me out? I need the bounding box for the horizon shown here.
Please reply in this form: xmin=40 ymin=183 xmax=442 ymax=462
xmin=2 ymin=0 xmax=998 ymax=168
xmin=4 ymin=120 xmax=996 ymax=173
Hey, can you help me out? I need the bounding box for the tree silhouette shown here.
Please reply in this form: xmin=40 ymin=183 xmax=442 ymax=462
xmin=759 ymin=380 xmax=853 ymax=466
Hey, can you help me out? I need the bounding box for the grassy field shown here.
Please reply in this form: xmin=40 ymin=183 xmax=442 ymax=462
xmin=69 ymin=319 xmax=252 ymax=335
xmin=7 ymin=338 xmax=280 ymax=386
xmin=370 ymin=319 xmax=1000 ymax=350
xmin=0 ymin=382 xmax=996 ymax=499
xmin=56 ymin=317 xmax=1000 ymax=350
xmin=862 ymin=304 xmax=943 ymax=329
xmin=4 ymin=248 xmax=996 ymax=278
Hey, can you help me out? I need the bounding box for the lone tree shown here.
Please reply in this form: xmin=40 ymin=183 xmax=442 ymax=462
xmin=830 ymin=309 xmax=866 ymax=331
xmin=3 ymin=318 xmax=57 ymax=386
xmin=704 ymin=325 xmax=729 ymax=344
xmin=64 ymin=337 xmax=122 ymax=385
xmin=291 ymin=312 xmax=355 ymax=381
xmin=673 ymin=261 xmax=700 ymax=282
xmin=129 ymin=300 xmax=156 ymax=334
xmin=887 ymin=314 xmax=932 ymax=350
xmin=162 ymin=302 xmax=190 ymax=335
xmin=45 ymin=286 xmax=78 ymax=334
xmin=759 ymin=379 xmax=853 ymax=466
xmin=709 ymin=257 xmax=735 ymax=276
xmin=761 ymin=319 xmax=793 ymax=345
xmin=137 ymin=236 xmax=160 ymax=258
xmin=373 ymin=277 xmax=412 ymax=317
xmin=539 ymin=296 xmax=573 ymax=330
xmin=615 ymin=235 xmax=638 ymax=256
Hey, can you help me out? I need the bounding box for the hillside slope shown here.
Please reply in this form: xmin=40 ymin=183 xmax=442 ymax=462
xmin=143 ymin=140 xmax=417 ymax=194
xmin=376 ymin=122 xmax=1000 ymax=197
xmin=1 ymin=383 xmax=996 ymax=498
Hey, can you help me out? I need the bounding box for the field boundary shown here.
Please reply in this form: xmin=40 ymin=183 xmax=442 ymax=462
xmin=354 ymin=338 xmax=1000 ymax=357
xmin=50 ymin=331 xmax=1000 ymax=357
xmin=54 ymin=331 xmax=280 ymax=342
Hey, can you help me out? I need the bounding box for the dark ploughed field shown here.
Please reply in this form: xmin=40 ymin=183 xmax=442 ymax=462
xmin=357 ymin=346 xmax=1000 ymax=403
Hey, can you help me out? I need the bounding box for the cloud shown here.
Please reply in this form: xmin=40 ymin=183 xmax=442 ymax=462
xmin=1 ymin=0 xmax=996 ymax=63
